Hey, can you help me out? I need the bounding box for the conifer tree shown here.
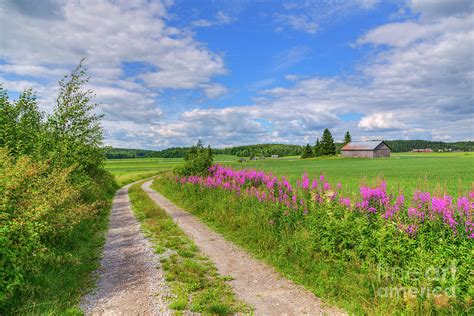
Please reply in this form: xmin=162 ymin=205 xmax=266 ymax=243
xmin=320 ymin=128 xmax=336 ymax=156
xmin=344 ymin=130 xmax=352 ymax=145
xmin=314 ymin=138 xmax=321 ymax=157
xmin=301 ymin=143 xmax=313 ymax=159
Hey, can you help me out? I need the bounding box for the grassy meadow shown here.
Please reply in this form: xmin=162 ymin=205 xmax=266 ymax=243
xmin=107 ymin=152 xmax=474 ymax=195
xmin=105 ymin=154 xmax=238 ymax=186
xmin=226 ymin=152 xmax=474 ymax=196
xmin=151 ymin=151 xmax=474 ymax=314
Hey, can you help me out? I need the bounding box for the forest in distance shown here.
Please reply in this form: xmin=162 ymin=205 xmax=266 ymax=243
xmin=105 ymin=140 xmax=474 ymax=159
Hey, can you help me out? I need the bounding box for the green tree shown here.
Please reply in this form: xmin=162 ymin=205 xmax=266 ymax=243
xmin=177 ymin=140 xmax=214 ymax=176
xmin=320 ymin=128 xmax=336 ymax=156
xmin=314 ymin=138 xmax=321 ymax=157
xmin=0 ymin=87 xmax=45 ymax=158
xmin=301 ymin=144 xmax=313 ymax=159
xmin=47 ymin=60 xmax=104 ymax=176
xmin=344 ymin=130 xmax=352 ymax=145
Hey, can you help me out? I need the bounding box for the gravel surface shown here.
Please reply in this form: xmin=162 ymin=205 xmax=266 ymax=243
xmin=80 ymin=183 xmax=171 ymax=316
xmin=142 ymin=180 xmax=346 ymax=316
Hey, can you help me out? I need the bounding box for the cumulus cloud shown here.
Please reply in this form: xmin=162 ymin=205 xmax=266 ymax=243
xmin=358 ymin=113 xmax=406 ymax=131
xmin=0 ymin=0 xmax=228 ymax=126
xmin=409 ymin=0 xmax=473 ymax=19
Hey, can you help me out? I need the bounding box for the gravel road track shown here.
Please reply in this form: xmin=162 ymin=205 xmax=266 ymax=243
xmin=80 ymin=183 xmax=171 ymax=316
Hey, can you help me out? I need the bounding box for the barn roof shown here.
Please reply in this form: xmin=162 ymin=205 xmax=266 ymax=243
xmin=341 ymin=140 xmax=390 ymax=151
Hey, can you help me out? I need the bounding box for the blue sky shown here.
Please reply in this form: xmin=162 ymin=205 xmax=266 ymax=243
xmin=0 ymin=0 xmax=473 ymax=149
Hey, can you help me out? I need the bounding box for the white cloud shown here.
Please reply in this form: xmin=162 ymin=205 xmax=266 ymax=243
xmin=358 ymin=112 xmax=406 ymax=131
xmin=216 ymin=10 xmax=232 ymax=24
xmin=0 ymin=0 xmax=227 ymax=96
xmin=202 ymin=84 xmax=228 ymax=98
xmin=274 ymin=14 xmax=319 ymax=34
xmin=409 ymin=0 xmax=473 ymax=19
xmin=273 ymin=46 xmax=312 ymax=71
xmin=190 ymin=10 xmax=234 ymax=28
xmin=275 ymin=0 xmax=378 ymax=35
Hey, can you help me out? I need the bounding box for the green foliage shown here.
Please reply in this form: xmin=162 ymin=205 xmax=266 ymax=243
xmin=320 ymin=128 xmax=336 ymax=156
xmin=385 ymin=140 xmax=474 ymax=152
xmin=301 ymin=144 xmax=313 ymax=159
xmin=0 ymin=61 xmax=116 ymax=312
xmin=129 ymin=182 xmax=249 ymax=314
xmin=155 ymin=175 xmax=473 ymax=315
xmin=47 ymin=60 xmax=105 ymax=177
xmin=0 ymin=88 xmax=44 ymax=158
xmin=344 ymin=131 xmax=351 ymax=145
xmin=313 ymin=138 xmax=321 ymax=157
xmin=220 ymin=143 xmax=302 ymax=157
xmin=175 ymin=140 xmax=213 ymax=176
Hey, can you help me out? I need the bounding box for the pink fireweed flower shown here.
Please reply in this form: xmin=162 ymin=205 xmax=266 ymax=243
xmin=323 ymin=182 xmax=330 ymax=191
xmin=465 ymin=221 xmax=474 ymax=238
xmin=336 ymin=182 xmax=342 ymax=190
xmin=457 ymin=196 xmax=472 ymax=216
xmin=319 ymin=175 xmax=324 ymax=182
xmin=301 ymin=172 xmax=310 ymax=190
xmin=311 ymin=179 xmax=318 ymax=189
xmin=339 ymin=197 xmax=351 ymax=209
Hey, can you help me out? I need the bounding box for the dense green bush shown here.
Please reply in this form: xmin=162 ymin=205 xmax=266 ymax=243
xmin=0 ymin=61 xmax=116 ymax=312
xmin=175 ymin=140 xmax=213 ymax=176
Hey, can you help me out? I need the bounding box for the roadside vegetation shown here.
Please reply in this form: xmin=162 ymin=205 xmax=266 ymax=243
xmin=128 ymin=181 xmax=249 ymax=314
xmin=153 ymin=162 xmax=473 ymax=314
xmin=0 ymin=62 xmax=116 ymax=313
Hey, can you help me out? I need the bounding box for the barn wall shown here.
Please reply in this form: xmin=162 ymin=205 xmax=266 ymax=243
xmin=374 ymin=149 xmax=390 ymax=158
xmin=342 ymin=150 xmax=374 ymax=158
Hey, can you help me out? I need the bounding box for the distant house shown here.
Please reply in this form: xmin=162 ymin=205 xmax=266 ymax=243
xmin=341 ymin=140 xmax=390 ymax=158
xmin=271 ymin=155 xmax=279 ymax=158
xmin=413 ymin=148 xmax=433 ymax=152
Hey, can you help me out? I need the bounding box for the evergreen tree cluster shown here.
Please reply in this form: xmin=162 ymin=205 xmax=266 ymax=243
xmin=301 ymin=128 xmax=344 ymax=159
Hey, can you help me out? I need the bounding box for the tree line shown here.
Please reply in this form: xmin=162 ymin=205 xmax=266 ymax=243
xmin=104 ymin=133 xmax=473 ymax=160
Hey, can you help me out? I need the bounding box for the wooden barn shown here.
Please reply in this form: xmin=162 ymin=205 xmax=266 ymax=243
xmin=341 ymin=140 xmax=390 ymax=158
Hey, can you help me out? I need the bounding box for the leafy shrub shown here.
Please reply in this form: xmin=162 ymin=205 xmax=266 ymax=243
xmin=0 ymin=149 xmax=102 ymax=304
xmin=175 ymin=140 xmax=213 ymax=177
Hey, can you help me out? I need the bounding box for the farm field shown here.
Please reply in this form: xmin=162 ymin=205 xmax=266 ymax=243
xmin=228 ymin=152 xmax=474 ymax=196
xmin=106 ymin=154 xmax=238 ymax=185
xmin=153 ymin=151 xmax=474 ymax=314
xmin=107 ymin=152 xmax=474 ymax=195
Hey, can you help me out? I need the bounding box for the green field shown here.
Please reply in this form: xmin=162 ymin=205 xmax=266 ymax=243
xmin=226 ymin=152 xmax=474 ymax=196
xmin=107 ymin=152 xmax=474 ymax=196
xmin=105 ymin=154 xmax=237 ymax=185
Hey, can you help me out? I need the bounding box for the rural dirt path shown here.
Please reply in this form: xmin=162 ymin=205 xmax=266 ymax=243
xmin=80 ymin=183 xmax=171 ymax=316
xmin=142 ymin=180 xmax=346 ymax=316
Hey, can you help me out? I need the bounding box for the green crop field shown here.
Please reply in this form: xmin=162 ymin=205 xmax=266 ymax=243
xmin=106 ymin=154 xmax=238 ymax=186
xmin=107 ymin=152 xmax=474 ymax=196
xmin=226 ymin=152 xmax=474 ymax=196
